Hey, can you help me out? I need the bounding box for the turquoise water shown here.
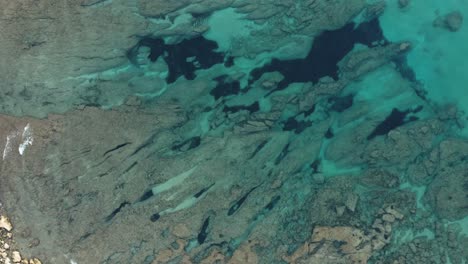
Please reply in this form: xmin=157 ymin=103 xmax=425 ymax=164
xmin=0 ymin=1 xmax=467 ymax=264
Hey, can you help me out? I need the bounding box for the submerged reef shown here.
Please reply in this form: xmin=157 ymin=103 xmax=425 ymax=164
xmin=0 ymin=1 xmax=467 ymax=264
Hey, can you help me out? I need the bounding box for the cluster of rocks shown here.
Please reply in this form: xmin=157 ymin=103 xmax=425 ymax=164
xmin=372 ymin=221 xmax=467 ymax=264
xmin=283 ymin=205 xmax=405 ymax=264
xmin=0 ymin=0 xmax=467 ymax=263
xmin=0 ymin=215 xmax=41 ymax=264
xmin=0 ymin=83 xmax=466 ymax=263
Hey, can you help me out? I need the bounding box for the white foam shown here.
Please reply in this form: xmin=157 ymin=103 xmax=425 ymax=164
xmin=18 ymin=123 xmax=33 ymax=156
xmin=3 ymin=133 xmax=17 ymax=160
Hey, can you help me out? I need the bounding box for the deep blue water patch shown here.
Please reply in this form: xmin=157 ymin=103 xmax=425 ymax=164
xmin=325 ymin=128 xmax=334 ymax=139
xmin=228 ymin=186 xmax=259 ymax=216
xmin=138 ymin=190 xmax=154 ymax=203
xmin=249 ymin=19 xmax=387 ymax=93
xmin=328 ymin=94 xmax=354 ymax=112
xmin=282 ymin=117 xmax=312 ymax=134
xmin=210 ymin=75 xmax=241 ymax=100
xmin=105 ymin=201 xmax=130 ymax=222
xmin=223 ymin=101 xmax=260 ymax=114
xmin=171 ymin=136 xmax=201 ymax=152
xmin=150 ymin=212 xmax=160 ymax=222
xmin=197 ymin=217 xmax=211 ymax=244
xmin=129 ymin=36 xmax=226 ymax=83
xmin=367 ymin=106 xmax=422 ymax=140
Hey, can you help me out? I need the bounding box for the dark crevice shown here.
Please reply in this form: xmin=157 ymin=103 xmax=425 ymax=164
xmin=171 ymin=136 xmax=201 ymax=152
xmin=328 ymin=94 xmax=354 ymax=112
xmin=227 ymin=186 xmax=259 ymax=216
xmin=264 ymin=195 xmax=281 ymax=211
xmin=274 ymin=143 xmax=290 ymax=165
xmin=303 ymin=104 xmax=316 ymax=117
xmin=77 ymin=232 xmax=93 ymax=243
xmin=103 ymin=142 xmax=132 ymax=156
xmin=248 ymin=139 xmax=269 ymax=160
xmin=310 ymin=159 xmax=321 ymax=173
xmin=190 ymin=11 xmax=213 ymax=20
xmin=81 ymin=0 xmax=110 ymax=7
xmin=197 ymin=217 xmax=211 ymax=244
xmin=105 ymin=202 xmax=130 ymax=222
xmin=122 ymin=161 xmax=138 ymax=174
xmin=325 ymin=128 xmax=334 ymax=139
xmin=194 ymin=183 xmax=215 ymax=198
xmin=282 ymin=117 xmax=312 ymax=134
xmin=137 ymin=190 xmax=154 ymax=203
xmin=130 ymin=134 xmax=158 ymax=157
xmin=223 ymin=101 xmax=260 ymax=114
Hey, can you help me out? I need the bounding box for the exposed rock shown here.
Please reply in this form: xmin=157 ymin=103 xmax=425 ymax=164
xmin=258 ymin=72 xmax=285 ymax=90
xmin=11 ymin=251 xmax=21 ymax=263
xmin=0 ymin=216 xmax=12 ymax=232
xmin=0 ymin=213 xmax=42 ymax=264
xmin=385 ymin=206 xmax=404 ymax=220
xmin=339 ymin=42 xmax=412 ymax=80
xmin=382 ymin=213 xmax=395 ymax=223
xmin=364 ymin=1 xmax=386 ymax=20
xmin=283 ymin=209 xmax=403 ymax=264
xmin=345 ymin=193 xmax=359 ymax=212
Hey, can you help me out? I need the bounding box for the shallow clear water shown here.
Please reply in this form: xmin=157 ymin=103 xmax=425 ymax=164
xmin=0 ymin=1 xmax=467 ymax=264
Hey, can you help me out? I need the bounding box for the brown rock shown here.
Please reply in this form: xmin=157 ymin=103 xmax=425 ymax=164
xmin=285 ymin=226 xmax=375 ymax=264
xmin=228 ymin=241 xmax=259 ymax=264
